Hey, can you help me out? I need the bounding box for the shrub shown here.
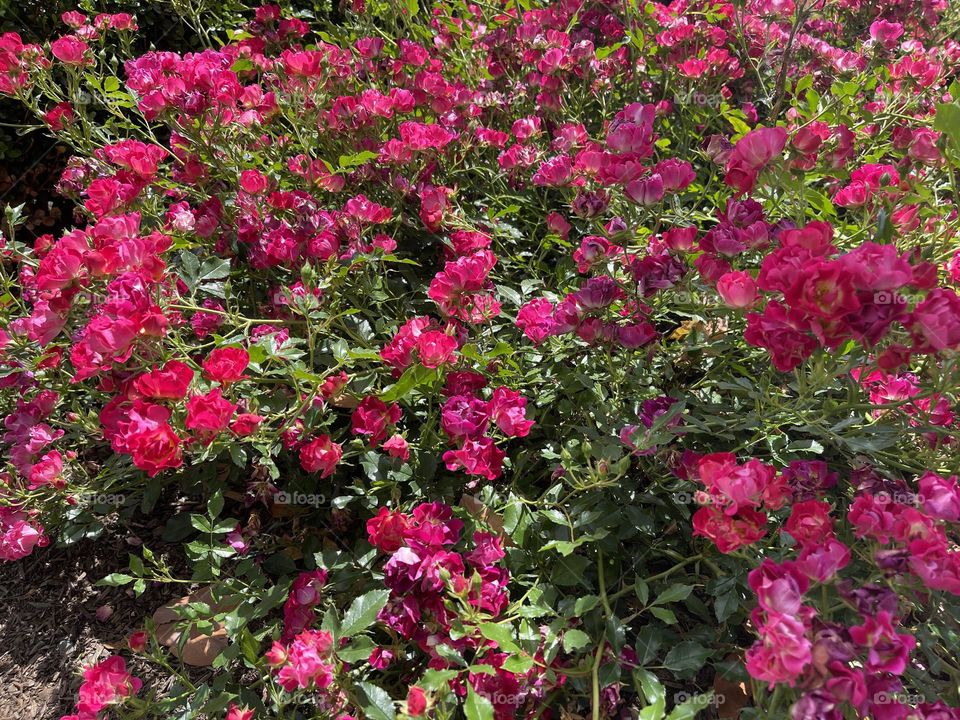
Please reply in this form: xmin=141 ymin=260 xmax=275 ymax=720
xmin=2 ymin=1 xmax=960 ymax=719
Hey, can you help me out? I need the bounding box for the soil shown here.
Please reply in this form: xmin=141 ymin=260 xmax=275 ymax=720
xmin=0 ymin=531 xmax=177 ymax=718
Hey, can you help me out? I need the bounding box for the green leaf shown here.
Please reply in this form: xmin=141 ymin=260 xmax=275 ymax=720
xmin=597 ymin=41 xmax=625 ymax=59
xmin=229 ymin=444 xmax=248 ymax=467
xmin=501 ymin=654 xmax=534 ymax=673
xmin=794 ymin=74 xmax=813 ymax=95
xmin=98 ymin=573 xmax=134 ymax=587
xmin=468 ymin=664 xmax=497 ymax=676
xmin=935 ymin=103 xmax=960 ymax=153
xmin=633 ymin=668 xmax=665 ymax=705
xmin=464 ymin=685 xmax=494 ymax=720
xmin=191 ymin=515 xmax=214 ymax=533
xmin=479 ymin=622 xmax=521 ymax=653
xmin=420 ymin=668 xmax=458 ymax=691
xmin=635 ymin=579 xmax=650 ymax=606
xmin=321 ymin=607 xmax=340 ymax=636
xmin=356 ymin=682 xmax=396 ymax=720
xmin=340 ymin=589 xmax=390 ymax=637
xmin=550 ymin=554 xmax=590 ymax=585
xmin=337 ymin=151 xmax=378 ymax=169
xmin=498 ymin=284 xmax=522 ymax=307
xmin=715 ymin=590 xmax=739 ymax=622
xmin=723 ymin=110 xmax=752 ymax=136
xmin=633 ymin=669 xmax=666 ymax=720
xmin=208 ymin=490 xmax=224 ymax=519
xmin=562 ymin=628 xmax=591 ymax=652
xmin=649 ymin=607 xmax=677 ymax=625
xmin=573 ymin=595 xmax=600 ymax=615
xmin=666 ymin=691 xmax=713 ymax=720
xmin=652 ymin=583 xmax=693 ymax=606
xmin=434 ymin=643 xmax=467 ymax=666
xmin=197 ymin=257 xmax=232 ymax=282
xmin=380 ymin=364 xmax=437 ymax=402
xmin=336 ymin=636 xmax=375 ymax=662
xmin=663 ymin=642 xmax=711 ymax=674
xmin=239 ymin=628 xmax=260 ymax=663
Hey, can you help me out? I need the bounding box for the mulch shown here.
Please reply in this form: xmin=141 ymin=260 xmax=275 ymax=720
xmin=0 ymin=531 xmax=178 ymax=718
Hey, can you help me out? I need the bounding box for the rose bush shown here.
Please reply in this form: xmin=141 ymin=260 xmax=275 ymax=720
xmin=1 ymin=0 xmax=960 ymax=718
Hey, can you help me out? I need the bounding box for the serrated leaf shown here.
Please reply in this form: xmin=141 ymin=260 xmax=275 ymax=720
xmin=340 ymin=589 xmax=389 ymax=637
xmin=633 ymin=669 xmax=666 ymax=720
xmin=501 ymin=654 xmax=534 ymax=673
xmin=336 ymin=636 xmax=375 ymax=662
xmin=652 ymin=584 xmax=693 ymax=606
xmin=356 ymin=682 xmax=396 ymax=720
xmin=663 ymin=642 xmax=711 ymax=673
xmin=649 ymin=607 xmax=677 ymax=625
xmin=633 ymin=669 xmax=665 ymax=705
xmin=420 ymin=668 xmax=458 ymax=691
xmin=715 ymin=590 xmax=739 ymax=622
xmin=635 ymin=579 xmax=650 ymax=606
xmin=935 ymin=103 xmax=960 ymax=152
xmin=465 ymin=685 xmax=494 ymax=720
xmin=380 ymin=364 xmax=437 ymax=403
xmin=478 ymin=622 xmax=521 ymax=653
xmin=321 ymin=606 xmax=340 ymax=636
xmin=197 ymin=257 xmax=231 ymax=282
xmin=573 ymin=595 xmax=600 ymax=615
xmin=98 ymin=573 xmax=134 ymax=586
xmin=666 ymin=691 xmax=712 ymax=720
xmin=434 ymin=643 xmax=467 ymax=666
xmin=562 ymin=628 xmax=591 ymax=652
xmin=337 ymin=151 xmax=378 ymax=169
xmin=208 ymin=491 xmax=224 ymax=519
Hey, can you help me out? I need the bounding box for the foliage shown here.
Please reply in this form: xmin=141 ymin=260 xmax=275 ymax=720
xmin=1 ymin=1 xmax=960 ymax=719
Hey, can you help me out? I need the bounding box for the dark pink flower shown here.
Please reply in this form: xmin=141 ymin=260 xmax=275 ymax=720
xmin=50 ymin=35 xmax=89 ymax=65
xmin=202 ymin=347 xmax=249 ymax=384
xmin=748 ymin=559 xmax=809 ymax=614
xmin=745 ymin=611 xmax=812 ymax=688
xmin=299 ymin=435 xmax=342 ymax=477
xmin=415 ymin=330 xmax=457 ymax=368
xmin=185 ymin=388 xmax=237 ymax=444
xmin=488 ymin=387 xmax=534 ymax=438
xmin=441 ymin=395 xmax=489 ymax=441
xmin=383 ymin=434 xmax=410 ymax=462
xmin=442 ymin=437 xmax=505 ymax=480
xmin=352 ymin=396 xmax=401 ymax=445
xmin=717 ymin=271 xmax=758 ymax=308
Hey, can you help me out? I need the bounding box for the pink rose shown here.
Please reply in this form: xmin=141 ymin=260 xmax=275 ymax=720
xmin=717 ymin=271 xmax=759 ymax=308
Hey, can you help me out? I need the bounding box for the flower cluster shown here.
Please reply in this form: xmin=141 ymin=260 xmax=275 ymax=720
xmin=368 ymin=502 xmax=557 ymax=719
xmin=60 ymin=656 xmax=142 ymax=720
xmin=685 ymin=452 xmax=788 ymax=553
xmin=1 ymin=0 xmax=959 ymax=717
xmin=441 ymin=378 xmax=534 ymax=481
xmin=744 ymin=221 xmax=943 ymax=371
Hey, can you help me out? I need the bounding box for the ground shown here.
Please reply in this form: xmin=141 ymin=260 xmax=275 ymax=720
xmin=0 ymin=528 xmax=177 ymax=717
